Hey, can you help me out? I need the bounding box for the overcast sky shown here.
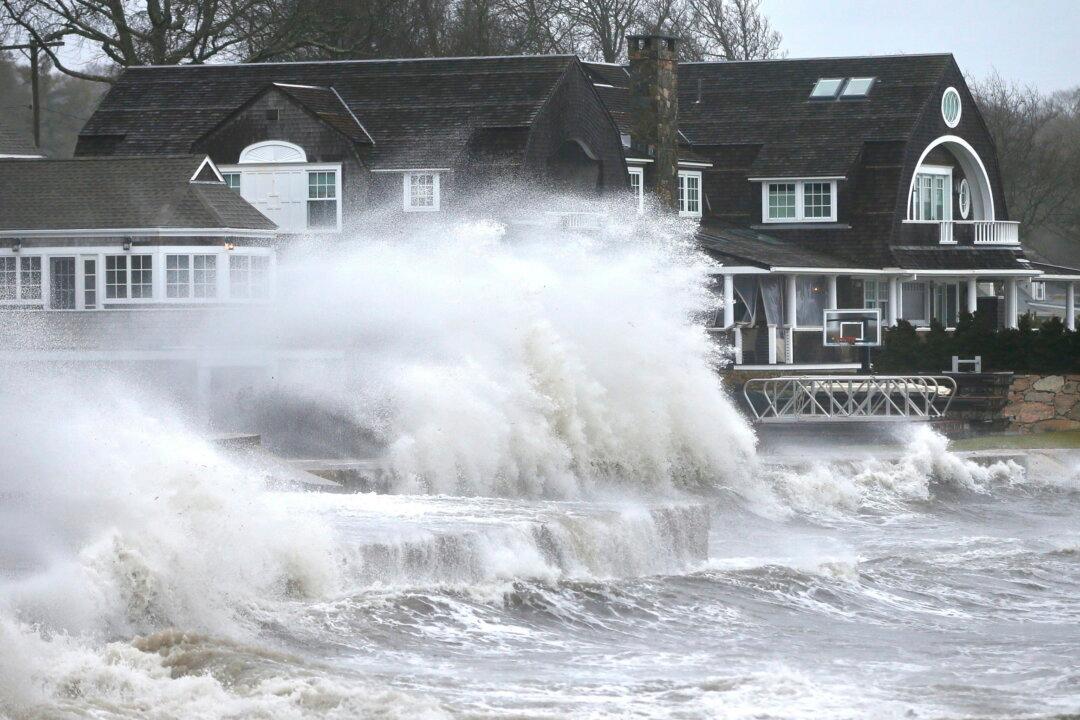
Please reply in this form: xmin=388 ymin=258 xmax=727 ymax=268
xmin=768 ymin=0 xmax=1079 ymax=92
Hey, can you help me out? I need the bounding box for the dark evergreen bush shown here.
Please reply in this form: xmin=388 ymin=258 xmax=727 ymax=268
xmin=872 ymin=312 xmax=1080 ymax=373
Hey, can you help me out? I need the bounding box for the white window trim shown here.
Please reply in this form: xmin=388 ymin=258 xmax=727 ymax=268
xmin=0 ymin=245 xmax=275 ymax=309
xmin=761 ymin=180 xmax=838 ymax=223
xmin=403 ymin=171 xmax=441 ymax=212
xmin=907 ymin=164 xmax=953 ymax=223
xmin=1029 ymin=280 xmax=1047 ymax=301
xmin=942 ymin=87 xmax=962 ymax=128
xmin=628 ymin=166 xmax=644 ymax=213
xmin=0 ymin=255 xmax=43 ymax=306
xmin=238 ymin=140 xmax=307 ymax=164
xmin=678 ymin=170 xmax=702 ymax=218
xmin=218 ymin=162 xmax=343 ymax=233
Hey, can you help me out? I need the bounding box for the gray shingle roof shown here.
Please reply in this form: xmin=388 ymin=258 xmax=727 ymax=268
xmin=588 ymin=54 xmax=953 ymax=179
xmin=0 ymin=121 xmax=40 ymax=157
xmin=699 ymin=220 xmax=856 ymax=269
xmin=79 ymin=56 xmax=579 ymax=169
xmin=0 ymin=155 xmax=276 ymax=232
xmin=891 ymin=246 xmax=1030 ymax=271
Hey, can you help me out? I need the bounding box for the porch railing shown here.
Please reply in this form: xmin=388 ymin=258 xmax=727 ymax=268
xmin=742 ymin=375 xmax=957 ymax=424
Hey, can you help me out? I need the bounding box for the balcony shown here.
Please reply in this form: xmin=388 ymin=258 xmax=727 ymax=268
xmin=903 ymin=220 xmax=1021 ymax=246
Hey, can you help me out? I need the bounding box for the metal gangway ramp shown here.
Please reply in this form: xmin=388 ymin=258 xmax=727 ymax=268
xmin=742 ymin=375 xmax=956 ymax=424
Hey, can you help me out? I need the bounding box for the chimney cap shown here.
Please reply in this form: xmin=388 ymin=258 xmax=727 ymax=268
xmin=627 ymin=33 xmax=680 ymax=42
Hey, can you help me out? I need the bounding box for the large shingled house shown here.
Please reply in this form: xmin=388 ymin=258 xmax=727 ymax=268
xmin=75 ymin=55 xmax=627 ymax=234
xmin=586 ymin=37 xmax=1078 ymax=368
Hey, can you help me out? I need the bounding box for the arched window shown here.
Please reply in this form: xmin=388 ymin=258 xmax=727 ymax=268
xmin=238 ymin=140 xmax=307 ymax=164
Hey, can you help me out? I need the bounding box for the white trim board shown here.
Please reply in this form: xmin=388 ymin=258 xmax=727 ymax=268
xmin=0 ymin=227 xmax=275 ymax=238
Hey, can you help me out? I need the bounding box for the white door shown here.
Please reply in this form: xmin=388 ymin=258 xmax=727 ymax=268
xmin=241 ymin=168 xmax=306 ymax=233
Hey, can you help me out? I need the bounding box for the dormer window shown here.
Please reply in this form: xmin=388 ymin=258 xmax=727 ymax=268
xmin=810 ymin=78 xmax=845 ymax=99
xmin=761 ymin=180 xmax=837 ymax=223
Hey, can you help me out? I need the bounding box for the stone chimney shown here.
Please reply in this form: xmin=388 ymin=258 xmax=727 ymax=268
xmin=627 ymin=34 xmax=679 ymax=208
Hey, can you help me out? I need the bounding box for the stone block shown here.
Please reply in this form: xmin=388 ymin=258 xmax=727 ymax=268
xmin=1031 ymin=418 xmax=1080 ymax=433
xmin=1013 ymin=402 xmax=1056 ymax=424
xmin=1011 ymin=377 xmax=1032 ymax=392
xmin=1054 ymin=394 xmax=1077 ymax=413
xmin=1001 ymin=402 xmax=1023 ymax=418
xmin=1024 ymin=391 xmax=1055 ymax=403
xmin=1066 ymin=374 xmax=1080 ymax=382
xmin=1063 ymin=381 xmax=1079 ymax=395
xmin=1033 ymin=375 xmax=1066 ymax=392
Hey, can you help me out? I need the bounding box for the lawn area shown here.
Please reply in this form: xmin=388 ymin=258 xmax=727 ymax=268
xmin=950 ymin=430 xmax=1080 ymax=451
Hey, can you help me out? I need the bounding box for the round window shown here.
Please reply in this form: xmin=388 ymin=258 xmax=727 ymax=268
xmin=958 ymin=178 xmax=970 ymax=219
xmin=942 ymin=87 xmax=962 ymax=128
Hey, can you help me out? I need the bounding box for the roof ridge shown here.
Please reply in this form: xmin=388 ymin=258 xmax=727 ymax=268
xmin=126 ymin=54 xmax=579 ymax=70
xmin=681 ymin=52 xmax=953 ymax=66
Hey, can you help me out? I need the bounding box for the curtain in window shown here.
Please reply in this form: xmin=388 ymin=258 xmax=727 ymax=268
xmin=734 ymin=276 xmax=759 ymax=325
xmin=795 ymin=275 xmax=828 ymax=326
xmin=759 ymin=276 xmax=783 ymax=326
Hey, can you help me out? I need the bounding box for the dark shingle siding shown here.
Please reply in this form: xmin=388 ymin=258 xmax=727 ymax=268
xmin=0 ymin=156 xmax=275 ymax=232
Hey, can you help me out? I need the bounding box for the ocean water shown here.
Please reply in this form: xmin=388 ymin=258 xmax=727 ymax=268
xmin=2 ymin=202 xmax=1078 ymax=719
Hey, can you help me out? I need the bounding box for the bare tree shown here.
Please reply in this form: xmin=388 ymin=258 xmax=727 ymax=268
xmin=972 ymin=72 xmax=1080 ymax=236
xmin=690 ymin=0 xmax=782 ymax=60
xmin=0 ymin=0 xmax=316 ymax=82
xmin=564 ymin=0 xmax=638 ymax=62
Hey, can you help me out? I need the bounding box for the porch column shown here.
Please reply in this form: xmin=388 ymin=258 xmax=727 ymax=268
xmin=887 ymin=276 xmax=899 ymax=326
xmin=733 ymin=326 xmax=743 ymax=364
xmin=785 ymin=274 xmax=798 ymax=329
xmin=966 ymin=276 xmax=978 ymax=315
xmin=827 ymin=275 xmax=838 ymax=310
xmin=1067 ymin=282 xmax=1076 ymax=332
xmin=1005 ymin=278 xmax=1019 ymax=329
xmin=722 ymin=274 xmax=735 ymax=329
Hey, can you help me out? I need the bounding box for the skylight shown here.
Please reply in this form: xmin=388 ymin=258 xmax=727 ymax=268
xmin=841 ymin=77 xmax=875 ymax=97
xmin=810 ymin=78 xmax=844 ymax=99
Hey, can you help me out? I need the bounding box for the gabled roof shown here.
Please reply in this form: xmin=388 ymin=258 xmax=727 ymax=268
xmin=266 ymin=83 xmax=374 ymax=144
xmin=0 ymin=121 xmax=41 ymax=158
xmin=79 ymin=55 xmax=581 ymax=169
xmin=0 ymin=155 xmax=276 ymax=234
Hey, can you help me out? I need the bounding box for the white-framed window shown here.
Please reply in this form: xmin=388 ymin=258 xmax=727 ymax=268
xmin=166 ymin=254 xmax=218 ymax=299
xmin=942 ymin=87 xmax=962 ymax=128
xmin=1030 ymin=281 xmax=1047 ymax=301
xmin=0 ymin=255 xmax=42 ymax=302
xmin=628 ymin=166 xmax=644 ymax=213
xmin=307 ymin=170 xmax=338 ymax=228
xmin=958 ymin=178 xmax=970 ymax=219
xmin=909 ymin=166 xmax=952 ymax=221
xmin=222 ymin=172 xmax=241 ymax=191
xmin=864 ymin=279 xmax=889 ymax=321
xmin=762 ymin=180 xmax=837 ymax=223
xmin=229 ymin=254 xmax=271 ymax=299
xmin=105 ymin=254 xmax=153 ymax=300
xmin=404 ymin=172 xmax=441 ymax=212
xmin=678 ymin=170 xmax=702 ymax=217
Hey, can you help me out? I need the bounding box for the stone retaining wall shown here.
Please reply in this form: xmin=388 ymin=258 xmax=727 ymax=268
xmin=1002 ymin=374 xmax=1080 ymax=432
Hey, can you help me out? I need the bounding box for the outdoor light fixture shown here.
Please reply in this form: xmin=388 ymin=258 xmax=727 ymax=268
xmin=123 ymin=238 xmax=132 ymax=251
xmin=224 ymin=242 xmax=236 ymax=251
xmin=11 ymin=240 xmax=20 ymax=253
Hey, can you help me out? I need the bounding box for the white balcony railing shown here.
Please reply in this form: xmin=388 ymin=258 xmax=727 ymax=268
xmin=972 ymin=220 xmax=1020 ymax=245
xmin=932 ymin=220 xmax=1020 ymax=245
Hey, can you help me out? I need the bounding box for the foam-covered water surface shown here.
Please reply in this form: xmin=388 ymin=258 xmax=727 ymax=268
xmin=2 ymin=204 xmax=1078 ymax=719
